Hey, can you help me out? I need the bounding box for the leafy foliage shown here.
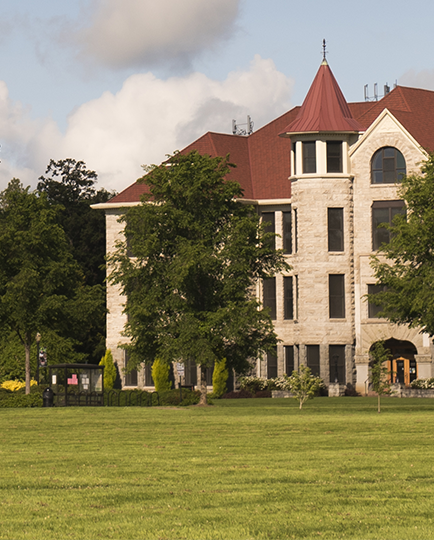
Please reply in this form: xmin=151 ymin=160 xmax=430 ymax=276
xmin=286 ymin=366 xmax=322 ymax=409
xmin=109 ymin=151 xmax=289 ymax=403
xmin=99 ymin=349 xmax=117 ymax=390
xmin=0 ymin=179 xmax=105 ymax=393
xmin=370 ymin=154 xmax=434 ymax=335
xmin=37 ymin=159 xmax=114 ymax=362
xmin=151 ymin=358 xmax=172 ymax=392
xmin=211 ymin=358 xmax=229 ymax=398
xmin=370 ymin=341 xmax=393 ymax=413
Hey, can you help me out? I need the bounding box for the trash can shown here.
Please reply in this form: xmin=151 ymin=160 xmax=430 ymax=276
xmin=42 ymin=387 xmax=55 ymax=407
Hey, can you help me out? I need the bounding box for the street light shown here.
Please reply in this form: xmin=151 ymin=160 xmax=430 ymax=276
xmin=36 ymin=333 xmax=41 ymax=385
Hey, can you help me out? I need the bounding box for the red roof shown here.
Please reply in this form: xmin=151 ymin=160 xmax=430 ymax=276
xmin=108 ymin=71 xmax=434 ymax=206
xmin=281 ymin=61 xmax=364 ymax=134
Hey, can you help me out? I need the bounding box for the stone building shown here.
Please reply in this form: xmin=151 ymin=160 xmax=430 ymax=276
xmin=95 ymin=58 xmax=434 ymax=394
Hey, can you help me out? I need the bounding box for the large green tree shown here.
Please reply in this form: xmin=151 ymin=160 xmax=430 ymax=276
xmin=0 ymin=180 xmax=103 ymax=393
xmin=109 ymin=151 xmax=289 ymax=404
xmin=37 ymin=158 xmax=113 ymax=362
xmin=370 ymin=154 xmax=434 ymax=335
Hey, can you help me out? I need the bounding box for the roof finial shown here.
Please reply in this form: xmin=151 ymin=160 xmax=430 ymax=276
xmin=322 ymin=39 xmax=328 ymax=65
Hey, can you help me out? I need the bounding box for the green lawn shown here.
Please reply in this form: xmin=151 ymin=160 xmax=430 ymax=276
xmin=1 ymin=397 xmax=434 ymax=539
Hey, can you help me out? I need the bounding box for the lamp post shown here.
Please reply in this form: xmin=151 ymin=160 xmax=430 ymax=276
xmin=36 ymin=333 xmax=41 ymax=385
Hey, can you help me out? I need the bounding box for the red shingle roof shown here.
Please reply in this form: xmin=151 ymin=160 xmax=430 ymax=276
xmin=281 ymin=61 xmax=363 ymax=135
xmin=108 ymin=73 xmax=434 ymax=206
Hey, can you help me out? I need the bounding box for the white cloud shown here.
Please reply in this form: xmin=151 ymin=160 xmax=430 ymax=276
xmin=0 ymin=56 xmax=293 ymax=193
xmin=75 ymin=0 xmax=241 ymax=70
xmin=400 ymin=69 xmax=434 ymax=91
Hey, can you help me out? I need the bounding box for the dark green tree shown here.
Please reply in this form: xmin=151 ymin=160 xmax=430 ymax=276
xmin=370 ymin=154 xmax=434 ymax=335
xmin=109 ymin=151 xmax=289 ymax=404
xmin=37 ymin=158 xmax=114 ymax=362
xmin=0 ymin=180 xmax=104 ymax=393
xmin=370 ymin=341 xmax=393 ymax=413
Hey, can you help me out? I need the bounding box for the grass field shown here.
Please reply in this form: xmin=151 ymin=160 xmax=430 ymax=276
xmin=1 ymin=397 xmax=434 ymax=539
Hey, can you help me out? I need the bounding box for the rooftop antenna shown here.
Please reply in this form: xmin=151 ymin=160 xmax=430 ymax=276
xmin=232 ymin=116 xmax=254 ymax=136
xmin=322 ymin=39 xmax=328 ymax=64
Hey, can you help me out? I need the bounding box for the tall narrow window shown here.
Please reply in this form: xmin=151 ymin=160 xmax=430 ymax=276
xmin=285 ymin=346 xmax=294 ymax=375
xmin=371 ymin=147 xmax=406 ymax=184
xmin=262 ymin=212 xmax=275 ymax=250
xmin=294 ymin=208 xmax=298 ymax=252
xmin=302 ymin=141 xmax=316 ymax=173
xmin=368 ymin=284 xmax=387 ymax=318
xmin=263 ymin=278 xmax=276 ymax=320
xmin=328 ymin=208 xmax=344 ymax=251
xmin=124 ymin=353 xmax=138 ymax=386
xmin=144 ymin=363 xmax=154 ymax=386
xmin=282 ymin=211 xmax=292 ymax=254
xmin=284 ymin=277 xmax=294 ymax=320
xmin=327 ymin=141 xmax=343 ymax=173
xmin=267 ymin=348 xmax=278 ymax=379
xmin=329 ymin=274 xmax=345 ymax=318
xmin=329 ymin=345 xmax=346 ymax=383
xmin=295 ymin=275 xmax=299 ymax=319
xmin=292 ymin=142 xmax=297 ymax=175
xmin=306 ymin=345 xmax=320 ymax=377
xmin=372 ymin=201 xmax=406 ymax=250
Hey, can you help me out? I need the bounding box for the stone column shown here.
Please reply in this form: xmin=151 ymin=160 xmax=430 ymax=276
xmin=355 ymin=354 xmax=370 ymax=395
xmin=415 ymin=354 xmax=432 ymax=379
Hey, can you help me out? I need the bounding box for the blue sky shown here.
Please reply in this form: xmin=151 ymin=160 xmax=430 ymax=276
xmin=1 ymin=0 xmax=434 ymax=191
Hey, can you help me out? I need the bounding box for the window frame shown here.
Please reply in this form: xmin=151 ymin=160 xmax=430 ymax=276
xmin=282 ymin=210 xmax=292 ymax=254
xmin=262 ymin=212 xmax=275 ymax=250
xmin=329 ymin=274 xmax=345 ymax=319
xmin=371 ymin=147 xmax=406 ymax=184
xmin=302 ymin=141 xmax=316 ymax=174
xmin=326 ymin=141 xmax=343 ymax=173
xmin=306 ymin=345 xmax=320 ymax=377
xmin=329 ymin=345 xmax=346 ymax=384
xmin=263 ymin=277 xmax=276 ymax=320
xmin=372 ymin=200 xmax=406 ymax=251
xmin=327 ymin=207 xmax=344 ymax=252
xmin=283 ymin=276 xmax=294 ymax=320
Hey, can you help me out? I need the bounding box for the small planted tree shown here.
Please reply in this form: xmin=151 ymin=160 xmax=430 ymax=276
xmin=99 ymin=349 xmax=117 ymax=390
xmin=288 ymin=366 xmax=322 ymax=409
xmin=370 ymin=341 xmax=393 ymax=413
xmin=151 ymin=358 xmax=172 ymax=393
xmin=212 ymin=358 xmax=229 ymax=398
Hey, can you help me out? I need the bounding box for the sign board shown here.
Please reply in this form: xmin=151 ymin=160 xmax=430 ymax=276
xmin=176 ymin=362 xmax=185 ymax=376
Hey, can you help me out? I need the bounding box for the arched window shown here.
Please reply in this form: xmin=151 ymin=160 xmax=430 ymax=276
xmin=371 ymin=147 xmax=406 ymax=184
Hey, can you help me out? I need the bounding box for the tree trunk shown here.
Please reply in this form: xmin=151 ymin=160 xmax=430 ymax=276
xmin=25 ymin=341 xmax=31 ymax=395
xmin=199 ymin=366 xmax=207 ymax=405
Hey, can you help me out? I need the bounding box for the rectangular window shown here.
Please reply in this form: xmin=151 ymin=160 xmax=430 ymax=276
xmin=267 ymin=348 xmax=278 ymax=379
xmin=263 ymin=278 xmax=276 ymax=320
xmin=292 ymin=142 xmax=297 ymax=176
xmin=329 ymin=345 xmax=346 ymax=384
xmin=329 ymin=274 xmax=345 ymax=318
xmin=294 ymin=208 xmax=298 ymax=252
xmin=262 ymin=212 xmax=275 ymax=250
xmin=284 ymin=346 xmax=294 ymax=375
xmin=328 ymin=208 xmax=344 ymax=251
xmin=372 ymin=200 xmax=406 ymax=250
xmin=282 ymin=211 xmax=292 ymax=254
xmin=306 ymin=345 xmax=320 ymax=377
xmin=185 ymin=359 xmax=197 ymax=386
xmin=144 ymin=363 xmax=154 ymax=386
xmin=303 ymin=141 xmax=316 ymax=173
xmin=284 ymin=276 xmax=294 ymax=320
xmin=295 ymin=275 xmax=299 ymax=319
xmin=124 ymin=353 xmax=138 ymax=386
xmin=327 ymin=141 xmax=343 ymax=173
xmin=368 ymin=284 xmax=387 ymax=318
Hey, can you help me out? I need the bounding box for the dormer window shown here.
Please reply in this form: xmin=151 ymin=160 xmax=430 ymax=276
xmin=302 ymin=141 xmax=316 ymax=173
xmin=371 ymin=147 xmax=406 ymax=184
xmin=327 ymin=141 xmax=342 ymax=173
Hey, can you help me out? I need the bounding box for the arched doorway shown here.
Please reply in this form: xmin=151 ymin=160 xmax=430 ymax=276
xmin=370 ymin=339 xmax=418 ymax=386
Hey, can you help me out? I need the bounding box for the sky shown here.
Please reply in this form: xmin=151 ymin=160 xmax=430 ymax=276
xmin=1 ymin=0 xmax=434 ymax=193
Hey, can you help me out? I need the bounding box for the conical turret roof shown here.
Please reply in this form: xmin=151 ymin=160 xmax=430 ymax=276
xmin=281 ymin=60 xmax=363 ymax=135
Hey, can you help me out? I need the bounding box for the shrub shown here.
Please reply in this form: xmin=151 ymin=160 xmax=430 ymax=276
xmin=1 ymin=379 xmax=37 ymax=392
xmin=238 ymin=376 xmax=268 ymax=394
xmin=212 ymin=358 xmax=229 ymax=398
xmin=411 ymin=378 xmax=434 ymax=389
xmin=151 ymin=358 xmax=172 ymax=392
xmin=99 ymin=350 xmax=117 ymax=390
xmin=254 ymin=390 xmax=272 ymax=398
xmin=0 ymin=390 xmax=42 ymax=408
xmin=222 ymin=389 xmax=254 ymax=399
xmin=158 ymin=388 xmax=202 ymax=406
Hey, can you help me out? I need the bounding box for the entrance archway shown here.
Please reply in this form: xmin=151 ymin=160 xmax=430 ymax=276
xmin=370 ymin=338 xmax=418 ymax=386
